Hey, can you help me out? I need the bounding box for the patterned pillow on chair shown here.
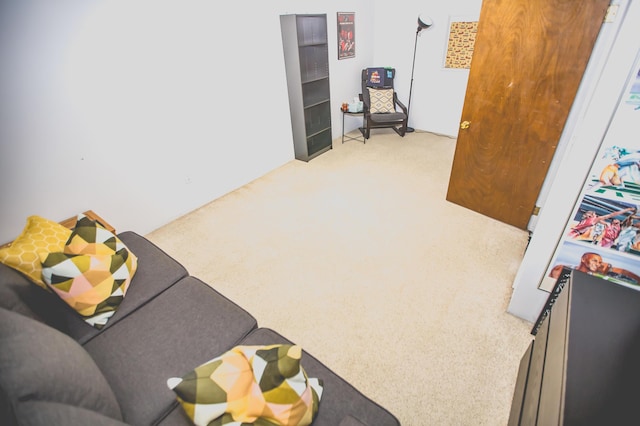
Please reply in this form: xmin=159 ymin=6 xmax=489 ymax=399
xmin=167 ymin=344 xmax=323 ymax=426
xmin=368 ymin=88 xmax=395 ymax=113
xmin=40 ymin=215 xmax=138 ymax=329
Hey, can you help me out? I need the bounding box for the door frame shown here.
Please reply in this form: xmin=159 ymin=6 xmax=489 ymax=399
xmin=508 ymin=0 xmax=640 ymax=323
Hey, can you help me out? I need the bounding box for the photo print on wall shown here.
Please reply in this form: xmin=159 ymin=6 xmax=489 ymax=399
xmin=337 ymin=12 xmax=355 ymax=60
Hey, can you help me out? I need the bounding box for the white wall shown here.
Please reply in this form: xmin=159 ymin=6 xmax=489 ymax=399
xmin=372 ymin=0 xmax=481 ymax=136
xmin=0 ymin=1 xmax=376 ymax=242
xmin=0 ymin=2 xmax=285 ymax=241
xmin=0 ymin=1 xmax=476 ymax=242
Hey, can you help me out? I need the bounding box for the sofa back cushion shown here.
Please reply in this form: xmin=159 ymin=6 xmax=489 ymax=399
xmin=0 ymin=262 xmax=86 ymax=336
xmin=13 ymin=401 xmax=129 ymax=426
xmin=0 ymin=308 xmax=123 ymax=422
xmin=0 ymin=263 xmax=42 ymax=319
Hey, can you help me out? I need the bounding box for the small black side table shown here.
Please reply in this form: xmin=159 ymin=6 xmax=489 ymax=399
xmin=341 ymin=110 xmax=365 ymax=144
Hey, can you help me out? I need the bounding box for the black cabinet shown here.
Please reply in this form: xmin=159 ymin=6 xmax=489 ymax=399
xmin=509 ymin=271 xmax=640 ymax=425
xmin=280 ymin=14 xmax=332 ymax=161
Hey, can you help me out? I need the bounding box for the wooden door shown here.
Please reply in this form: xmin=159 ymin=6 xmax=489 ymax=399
xmin=446 ymin=0 xmax=610 ymax=229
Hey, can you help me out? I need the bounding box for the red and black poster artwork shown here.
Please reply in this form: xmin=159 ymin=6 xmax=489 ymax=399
xmin=337 ymin=12 xmax=355 ymax=60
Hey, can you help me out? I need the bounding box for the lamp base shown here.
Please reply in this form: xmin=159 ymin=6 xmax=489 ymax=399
xmin=406 ymin=127 xmax=415 ymax=133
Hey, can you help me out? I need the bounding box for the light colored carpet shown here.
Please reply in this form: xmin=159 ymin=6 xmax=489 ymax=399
xmin=147 ymin=129 xmax=534 ymax=425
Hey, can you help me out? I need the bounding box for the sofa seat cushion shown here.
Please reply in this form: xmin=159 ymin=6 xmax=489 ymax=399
xmin=155 ymin=403 xmax=192 ymax=425
xmin=83 ymin=276 xmax=258 ymax=426
xmin=0 ymin=308 xmax=122 ymax=423
xmin=0 ymin=232 xmax=189 ymax=344
xmin=104 ymin=231 xmax=188 ymax=326
xmin=238 ymin=328 xmax=401 ymax=426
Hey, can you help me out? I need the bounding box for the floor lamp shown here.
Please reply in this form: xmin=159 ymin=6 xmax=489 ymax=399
xmin=407 ymin=15 xmax=433 ymax=133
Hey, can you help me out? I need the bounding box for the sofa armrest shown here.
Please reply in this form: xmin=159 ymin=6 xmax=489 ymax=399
xmin=58 ymin=210 xmax=116 ymax=234
xmin=238 ymin=328 xmax=400 ymax=426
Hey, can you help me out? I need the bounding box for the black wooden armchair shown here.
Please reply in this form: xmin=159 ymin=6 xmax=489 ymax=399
xmin=360 ymin=68 xmax=408 ymax=139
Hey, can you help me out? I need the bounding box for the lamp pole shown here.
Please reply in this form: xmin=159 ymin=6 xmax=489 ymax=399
xmin=407 ymin=28 xmax=421 ymax=133
xmin=406 ymin=16 xmax=432 ymax=133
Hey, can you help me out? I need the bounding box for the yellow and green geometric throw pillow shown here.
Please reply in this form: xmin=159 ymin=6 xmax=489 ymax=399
xmin=40 ymin=215 xmax=138 ymax=329
xmin=0 ymin=215 xmax=72 ymax=289
xmin=167 ymin=344 xmax=323 ymax=426
xmin=64 ymin=214 xmax=123 ymax=255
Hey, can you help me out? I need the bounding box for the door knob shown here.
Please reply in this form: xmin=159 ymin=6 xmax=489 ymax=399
xmin=460 ymin=120 xmax=471 ymax=130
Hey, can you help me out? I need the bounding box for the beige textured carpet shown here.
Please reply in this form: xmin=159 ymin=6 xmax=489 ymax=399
xmin=147 ymin=129 xmax=533 ymax=425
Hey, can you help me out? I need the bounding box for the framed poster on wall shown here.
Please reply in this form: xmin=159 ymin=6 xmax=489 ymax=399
xmin=337 ymin=12 xmax=355 ymax=60
xmin=444 ymin=16 xmax=478 ymax=69
xmin=540 ymin=60 xmax=640 ymax=293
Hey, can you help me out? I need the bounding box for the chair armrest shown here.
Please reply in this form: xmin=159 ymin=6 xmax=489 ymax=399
xmin=359 ymin=94 xmax=370 ymax=115
xmin=393 ymin=93 xmax=408 ymax=114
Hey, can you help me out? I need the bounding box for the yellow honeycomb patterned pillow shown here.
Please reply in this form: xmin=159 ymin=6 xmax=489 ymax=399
xmin=0 ymin=216 xmax=72 ymax=289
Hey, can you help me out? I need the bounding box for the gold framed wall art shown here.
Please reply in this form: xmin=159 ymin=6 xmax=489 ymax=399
xmin=444 ymin=17 xmax=478 ymax=69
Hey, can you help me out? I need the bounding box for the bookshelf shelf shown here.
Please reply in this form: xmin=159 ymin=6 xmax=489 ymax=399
xmin=280 ymin=14 xmax=332 ymax=161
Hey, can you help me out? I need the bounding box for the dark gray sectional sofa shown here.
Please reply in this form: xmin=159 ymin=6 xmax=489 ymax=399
xmin=0 ymin=231 xmax=400 ymax=426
